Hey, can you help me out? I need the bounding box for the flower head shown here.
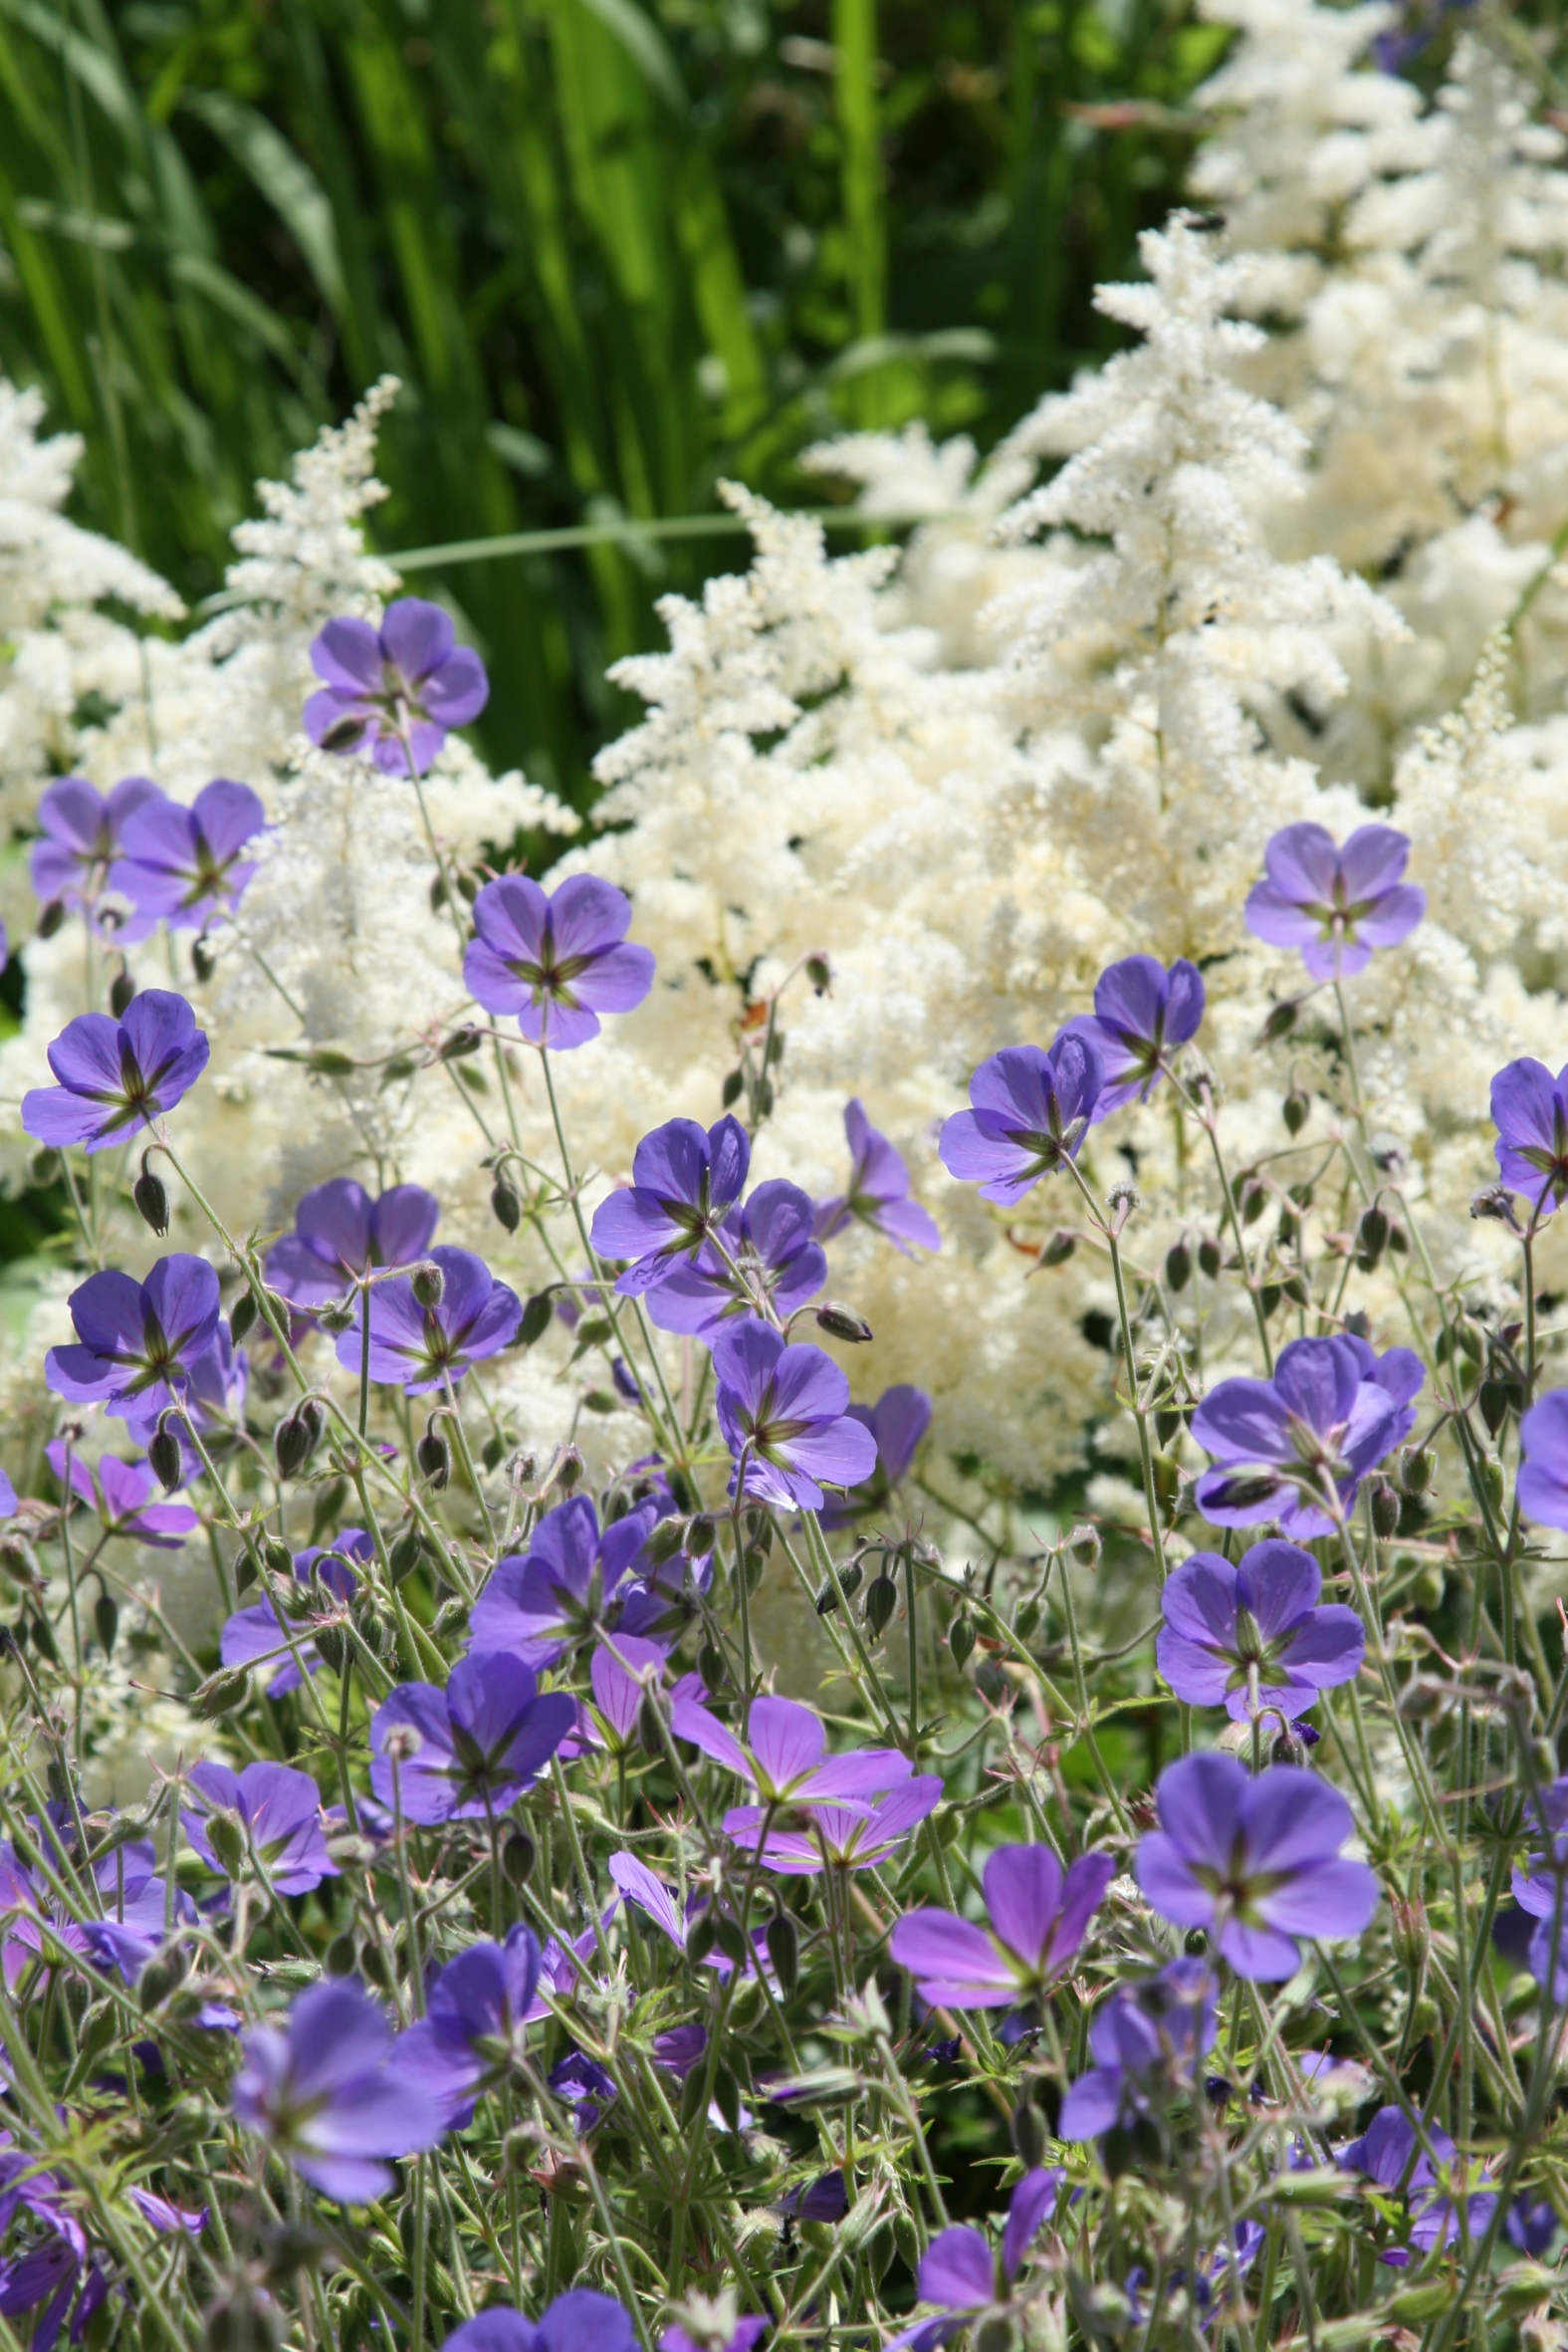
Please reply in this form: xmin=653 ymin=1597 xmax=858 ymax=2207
xmin=711 ymin=1316 xmax=877 ymax=1511
xmin=938 ymin=1037 xmax=1103 ymax=1205
xmin=813 ymin=1099 xmax=941 ymax=1254
xmin=888 ymin=2170 xmax=1062 ymax=2351
xmin=1059 ymin=1957 xmax=1219 ymax=2139
xmin=466 ymin=1494 xmax=671 ymax=1667
xmin=671 ymin=1689 xmax=912 ymax=1810
xmin=819 ymin=1384 xmax=932 ymax=1529
xmin=1340 ymin=2107 xmax=1498 ymax=2258
xmin=30 ymin=774 xmax=163 ymax=938
xmin=891 ymin=1844 xmax=1114 ymax=2009
xmin=23 ymin=992 xmax=209 ymax=1153
xmin=465 ymin=874 xmax=654 ymax=1050
xmin=232 ymin=1980 xmax=444 ymax=2202
xmin=110 ymin=779 xmax=266 ymax=930
xmin=398 ymin=1925 xmax=543 ymax=2125
xmin=266 ymin=1178 xmax=440 ymax=1310
xmin=220 ymin=1529 xmax=369 ymax=1694
xmin=1135 ymin=1753 xmax=1378 ymax=1980
xmin=184 ymin=1761 xmax=337 ymax=1897
xmin=1191 ymin=1334 xmax=1423 ymax=1536
xmin=1157 ymin=1540 xmax=1364 ymax=1720
xmin=590 ymin=1115 xmax=752 ymax=1294
xmin=1065 ymin=955 xmax=1206 ymax=1117
xmin=1490 ymin=1059 xmax=1568 ymax=1222
xmin=1244 ymin=823 xmax=1425 ymax=981
xmin=46 ymin=1256 xmax=221 ymax=1422
xmin=46 ymin=1442 xmax=197 ymax=1549
xmin=369 ymin=1655 xmax=574 ymax=1824
xmin=305 ymin=598 xmax=489 ymax=774
xmin=585 ymin=1636 xmax=669 ymax=1751
xmin=336 ymin=1245 xmax=520 ymax=1393
xmin=726 ymin=1776 xmax=943 ymax=1873
xmin=644 ymin=1180 xmax=826 ymax=1335
xmin=439 ymin=2292 xmax=636 ymax=2352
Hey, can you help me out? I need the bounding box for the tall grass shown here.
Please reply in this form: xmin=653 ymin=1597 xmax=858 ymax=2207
xmin=0 ymin=0 xmax=1218 ymax=797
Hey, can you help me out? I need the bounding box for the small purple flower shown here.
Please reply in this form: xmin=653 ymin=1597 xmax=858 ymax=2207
xmin=1520 ymin=1392 xmax=1568 ymax=1531
xmin=1490 ymin=1058 xmax=1568 ymax=1222
xmin=305 ymin=598 xmax=489 ymax=775
xmin=1505 ymin=2199 xmax=1558 ymax=2256
xmin=1191 ymin=1334 xmax=1423 ymax=1537
xmin=1059 ymin=1957 xmax=1219 ymax=2140
xmin=1157 ymin=1539 xmax=1364 ymax=1720
xmin=711 ymin=1316 xmax=877 ymax=1512
xmin=265 ymin=1178 xmax=441 ymax=1310
xmin=813 ymin=1099 xmax=941 ymax=1254
xmin=725 ymin=1776 xmax=943 ymax=1873
xmin=590 ymin=1116 xmax=751 ymax=1294
xmin=644 ymin=1180 xmax=827 ymax=1336
xmin=440 ymin=2291 xmax=636 ymax=2352
xmin=586 ymin=1636 xmax=669 ymax=1751
xmin=1244 ymin=823 xmax=1425 ymax=982
xmin=46 ymin=1443 xmax=198 ymax=1548
xmin=184 ymin=1761 xmax=337 ymax=1897
xmin=778 ymin=2175 xmax=848 ymax=2224
xmin=887 ymin=2169 xmax=1062 ymax=2351
xmin=891 ymin=1845 xmax=1114 ymax=2009
xmin=109 ymin=779 xmax=266 ymax=930
xmin=671 ymin=1688 xmax=912 ymax=1810
xmin=370 ymin=1654 xmax=574 ymax=1824
xmin=232 ymin=1979 xmax=445 ymax=2202
xmin=30 ymin=774 xmax=163 ymax=939
xmin=46 ymin=1256 xmax=221 ymax=1422
xmin=336 ymin=1245 xmax=520 ymax=1393
xmin=819 ymin=1385 xmax=933 ymax=1529
xmin=1064 ymin=955 xmax=1206 ymax=1117
xmin=1135 ymin=1753 xmax=1379 ymax=1980
xmin=1340 ymin=2107 xmax=1498 ymax=2256
xmin=938 ymin=1037 xmax=1103 ymax=1206
xmin=467 ymin=1494 xmax=669 ymax=1666
xmin=398 ymin=1925 xmax=543 ymax=2125
xmin=464 ymin=873 xmax=654 ymax=1051
xmin=549 ymin=2048 xmax=618 ymax=2134
xmin=220 ymin=1530 xmax=368 ymax=1694
xmin=23 ymin=991 xmax=209 ymax=1153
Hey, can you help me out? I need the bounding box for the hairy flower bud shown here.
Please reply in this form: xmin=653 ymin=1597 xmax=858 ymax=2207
xmin=133 ymin=1156 xmax=170 ymax=1237
xmin=698 ymin=1642 xmax=727 ymax=1696
xmin=1356 ymin=1203 xmax=1389 ymax=1267
xmin=1238 ymin=1175 xmax=1266 ymax=1225
xmin=502 ymin=1830 xmax=537 ymax=1886
xmin=1369 ymin=1481 xmax=1401 ymax=1539
xmin=814 ymin=1301 xmax=873 ymax=1344
xmin=410 ymin=1261 xmax=446 ymax=1309
xmin=949 ymin=1611 xmax=976 ymax=1668
xmin=110 ymin=967 xmax=136 ymax=1019
xmin=1478 ymin=1377 xmax=1509 ymax=1438
xmin=1198 ymin=1236 xmax=1223 ymax=1280
xmin=274 ymin=1397 xmax=325 ymax=1479
xmin=93 ymin=1592 xmax=117 ymax=1655
xmin=1068 ymin=1524 xmax=1102 ymax=1569
xmin=686 ymin=1515 xmax=718 ymax=1559
xmin=1011 ymin=2094 xmax=1047 ymax=2171
xmin=416 ymin=1422 xmax=451 ymax=1489
xmin=555 ymin=1445 xmax=584 ymax=1493
xmin=204 ymin=1806 xmax=249 ymax=1877
xmin=766 ymin=1910 xmax=799 ymax=1994
xmin=1165 ymin=1237 xmax=1192 ymax=1293
xmin=1040 ymin=1230 xmax=1076 ymax=1267
xmin=518 ymin=1292 xmax=554 ymax=1348
xmin=1401 ymin=1445 xmax=1436 ymax=1496
xmin=1282 ymin=1085 xmax=1309 ymax=1135
xmin=863 ymin=1574 xmax=898 ymax=1638
xmin=491 ymin=1173 xmax=522 ymax=1233
xmin=643 ymin=1516 xmax=686 ymax=1567
xmin=148 ymin=1419 xmax=184 ymax=1494
xmin=816 ymin=1558 xmax=864 ymax=1615
xmin=194 ymin=1666 xmax=252 ymax=1719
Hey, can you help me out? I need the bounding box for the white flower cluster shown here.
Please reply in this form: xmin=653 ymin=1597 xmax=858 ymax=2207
xmin=5 ymin=1 xmax=1568 ymax=1551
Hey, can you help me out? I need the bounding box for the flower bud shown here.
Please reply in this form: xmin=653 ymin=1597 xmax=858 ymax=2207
xmin=93 ymin=1592 xmax=117 ymax=1655
xmin=315 ymin=1624 xmax=347 ymax=1674
xmin=766 ymin=1910 xmax=798 ymax=1994
xmin=148 ymin=1421 xmax=185 ymax=1494
xmin=274 ymin=1397 xmax=326 ymax=1479
xmin=1479 ymin=1377 xmax=1509 ymax=1438
xmin=814 ymin=1301 xmax=873 ymax=1344
xmin=1390 ymin=1895 xmax=1429 ymax=1977
xmin=1369 ymin=1481 xmax=1401 ymax=1539
xmin=133 ymin=1159 xmax=170 ymax=1237
xmin=1014 ymin=1599 xmax=1039 ymax=1641
xmin=1238 ymin=1176 xmax=1266 ymax=1225
xmin=713 ymin=2065 xmax=743 ymax=2134
xmin=491 ymin=1173 xmax=522 ymax=1233
xmin=1198 ymin=1236 xmax=1223 ymax=1279
xmin=411 ymin=1262 xmax=446 ymax=1310
xmin=555 ymin=1444 xmax=584 ymax=1493
xmin=1040 ymin=1230 xmax=1076 ymax=1267
xmin=805 ymin=954 xmax=831 ymax=994
xmin=230 ymin=1290 xmax=262 ymax=1345
xmin=1270 ymin=1724 xmax=1311 ymax=1768
xmin=204 ymin=1806 xmax=249 ymax=1877
xmin=36 ymin=897 xmax=65 ymax=940
xmin=502 ymin=1830 xmax=537 ymax=1886
xmin=686 ymin=1515 xmax=718 ymax=1558
xmin=1480 ymin=1454 xmax=1506 ymax=1513
xmin=949 ymin=1612 xmax=976 ymax=1668
xmin=191 ymin=934 xmax=217 ymax=983
xmin=863 ymin=1574 xmax=898 ymax=1638
xmin=1165 ymin=1238 xmax=1192 ymax=1293
xmin=1068 ymin=1523 xmax=1101 ymax=1569
xmin=1262 ymin=1002 xmax=1296 ymax=1041
xmin=264 ymin=1537 xmax=294 ymax=1576
xmin=816 ymin=1559 xmax=864 ymax=1615
xmin=699 ymin=1642 xmax=727 ymax=1695
xmin=712 ymin=1917 xmax=748 ymax=1967
xmin=1356 ymin=1203 xmax=1389 ymax=1267
xmin=317 ymin=1295 xmax=355 ymax=1334
xmin=194 ymin=1666 xmax=252 ymax=1719
xmin=110 ymin=968 xmax=136 ymax=1019
xmin=1011 ymin=2094 xmax=1047 ymax=2171
xmin=439 ymin=1026 xmax=483 ymax=1060
xmin=416 ymin=1423 xmax=451 ymax=1489
xmin=686 ymin=1913 xmax=718 ymax=1964
xmin=1282 ymin=1086 xmax=1309 ymax=1135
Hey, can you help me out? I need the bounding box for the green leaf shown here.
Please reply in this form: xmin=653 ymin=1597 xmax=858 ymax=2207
xmin=183 ymin=89 xmax=345 ymax=313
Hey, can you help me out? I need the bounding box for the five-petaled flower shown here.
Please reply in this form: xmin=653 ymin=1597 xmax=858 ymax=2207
xmin=305 ymin=597 xmax=490 ymax=774
xmin=1489 ymin=1058 xmax=1568 ymax=1223
xmin=887 ymin=2169 xmax=1063 ymax=2350
xmin=439 ymin=2291 xmax=637 ymax=2352
xmin=266 ymin=1178 xmax=440 ymax=1310
xmin=1191 ymin=1334 xmax=1423 ymax=1536
xmin=1340 ymin=2107 xmax=1499 ymax=2260
xmin=1059 ymin=1957 xmax=1219 ymax=2139
xmin=1064 ymin=954 xmax=1206 ymax=1117
xmin=1244 ymin=823 xmax=1425 ymax=981
xmin=891 ymin=1845 xmax=1115 ymax=2010
xmin=336 ymin=1245 xmax=520 ymax=1393
xmin=110 ymin=779 xmax=267 ymax=930
xmin=1157 ymin=1539 xmax=1364 ymax=1720
xmin=183 ymin=1760 xmax=338 ymax=1897
xmin=819 ymin=1384 xmax=932 ymax=1529
xmin=46 ymin=1256 xmax=222 ymax=1422
xmin=726 ymin=1777 xmax=943 ymax=1874
xmin=30 ymin=774 xmax=164 ymax=939
xmin=23 ymin=991 xmax=210 ymax=1153
xmin=671 ymin=1689 xmax=912 ymax=1812
xmin=465 ymin=1492 xmax=671 ymax=1666
xmin=1135 ymin=1753 xmax=1379 ymax=1980
xmin=644 ymin=1179 xmax=826 ymax=1336
xmin=591 ymin=1115 xmax=751 ymax=1294
xmin=464 ymin=873 xmax=654 ymax=1051
xmin=370 ymin=1655 xmax=574 ymax=1824
xmin=398 ymin=1925 xmax=543 ymax=2125
xmin=710 ymin=1317 xmax=877 ymax=1511
xmin=813 ymin=1099 xmax=941 ymax=1254
xmin=220 ymin=1529 xmax=370 ymax=1694
xmin=232 ymin=1979 xmax=444 ymax=2202
xmin=938 ymin=1036 xmax=1103 ymax=1205
xmin=46 ymin=1440 xmax=198 ymax=1548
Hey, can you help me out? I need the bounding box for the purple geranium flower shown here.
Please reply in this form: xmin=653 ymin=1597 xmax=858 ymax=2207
xmin=46 ymin=1442 xmax=197 ymax=1549
xmin=590 ymin=1115 xmax=751 ymax=1295
xmin=46 ymin=1256 xmax=221 ymax=1422
xmin=891 ymin=1845 xmax=1114 ymax=2009
xmin=711 ymin=1316 xmax=877 ymax=1512
xmin=778 ymin=2175 xmax=849 ymax=2224
xmin=938 ymin=1037 xmax=1103 ymax=1206
xmin=1340 ymin=2107 xmax=1499 ymax=2258
xmin=336 ymin=1245 xmax=520 ymax=1393
xmin=464 ymin=873 xmax=654 ymax=1051
xmin=1059 ymin=1957 xmax=1219 ymax=2139
xmin=232 ymin=1979 xmax=444 ymax=2202
xmin=585 ymin=1635 xmax=669 ymax=1750
xmin=1244 ymin=823 xmax=1425 ymax=982
xmin=644 ymin=1180 xmax=827 ymax=1336
xmin=219 ymin=1530 xmax=368 ymax=1694
xmin=888 ymin=2169 xmax=1062 ymax=2351
xmin=467 ymin=1494 xmax=668 ymax=1667
xmin=1157 ymin=1539 xmax=1364 ymax=1720
xmin=819 ymin=1384 xmax=933 ymax=1529
xmin=1064 ymin=955 xmax=1206 ymax=1118
xmin=305 ymin=598 xmax=489 ymax=775
xmin=813 ymin=1099 xmax=941 ymax=1254
xmin=0 ymin=1472 xmax=14 ymax=1519
xmin=671 ymin=1689 xmax=912 ymax=1811
xmin=1135 ymin=1753 xmax=1379 ymax=1980
xmin=22 ymin=991 xmax=209 ymax=1153
xmin=1191 ymin=1333 xmax=1423 ymax=1537
xmin=725 ymin=1776 xmax=943 ymax=1873
xmin=183 ymin=1761 xmax=337 ymax=1897
xmin=1520 ymin=1391 xmax=1568 ymax=1530
xmin=398 ymin=1925 xmax=543 ymax=2126
xmin=30 ymin=774 xmax=163 ymax=940
xmin=369 ymin=1654 xmax=574 ymax=1824
xmin=109 ymin=779 xmax=266 ymax=930
xmin=441 ymin=2292 xmax=636 ymax=2352
xmin=1490 ymin=1058 xmax=1568 ymax=1223
xmin=265 ymin=1178 xmax=441 ymax=1310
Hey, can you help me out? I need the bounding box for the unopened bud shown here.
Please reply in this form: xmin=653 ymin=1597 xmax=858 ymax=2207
xmin=1262 ymin=1002 xmax=1296 ymax=1041
xmin=93 ymin=1592 xmax=117 ymax=1654
xmin=1165 ymin=1238 xmax=1192 ymax=1293
xmin=1401 ymin=1445 xmax=1436 ymax=1496
xmin=318 ymin=1296 xmax=355 ymax=1335
xmin=203 ymin=1806 xmax=248 ymax=1877
xmin=1238 ymin=1176 xmax=1266 ymax=1225
xmin=502 ymin=1830 xmax=537 ymax=1886
xmin=1370 ymin=1481 xmax=1401 ymax=1539
xmin=229 ymin=1291 xmax=260 ymax=1344
xmin=519 ymin=1292 xmax=554 ymax=1348
xmin=1390 ymin=1895 xmax=1429 ymax=1976
xmin=411 ymin=1262 xmax=446 ymax=1310
xmin=416 ymin=1424 xmax=451 ymax=1489
xmin=133 ymin=1160 xmax=170 ymax=1237
xmin=698 ymin=1641 xmax=727 ymax=1695
xmin=110 ymin=968 xmax=136 ymax=1019
xmin=766 ymin=1911 xmax=798 ymax=1994
xmin=1040 ymin=1230 xmax=1076 ymax=1267
xmin=148 ymin=1421 xmax=184 ymax=1494
xmin=1270 ymin=1724 xmax=1311 ymax=1768
xmin=491 ymin=1174 xmax=522 ymax=1233
xmin=194 ymin=1666 xmax=251 ymax=1719
xmin=814 ymin=1302 xmax=873 ymax=1344
xmin=805 ymin=954 xmax=831 ymax=994
xmin=36 ymin=897 xmax=65 ymax=940
xmin=1068 ymin=1523 xmax=1101 ymax=1569
xmin=1479 ymin=1378 xmax=1509 ymax=1438
xmin=264 ymin=1537 xmax=294 ymax=1577
xmin=321 ymin=713 xmax=369 ymax=755
xmin=686 ymin=1914 xmax=718 ymax=1965
xmin=686 ymin=1515 xmax=718 ymax=1559
xmin=1282 ymin=1086 xmax=1309 ymax=1135
xmin=863 ymin=1574 xmax=898 ymax=1638
xmin=1480 ymin=1454 xmax=1506 ymax=1513
xmin=816 ymin=1558 xmax=863 ymax=1615
xmin=554 ymin=1445 xmax=584 ymax=1493
xmin=1357 ymin=1204 xmax=1390 ymax=1265
xmin=643 ymin=1517 xmax=686 ymax=1566
xmin=191 ymin=935 xmax=217 ymax=984
xmin=1198 ymin=1237 xmax=1223 ymax=1280
xmin=1011 ymin=2095 xmax=1047 ymax=2171
xmin=949 ymin=1612 xmax=976 ymax=1668
xmin=274 ymin=1397 xmax=325 ymax=1479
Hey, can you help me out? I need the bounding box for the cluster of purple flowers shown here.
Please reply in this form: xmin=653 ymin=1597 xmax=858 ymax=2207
xmin=30 ymin=774 xmax=266 ymax=943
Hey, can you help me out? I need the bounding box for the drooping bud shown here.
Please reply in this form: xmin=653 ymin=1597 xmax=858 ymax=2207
xmin=686 ymin=1914 xmax=718 ymax=1965
xmin=132 ymin=1156 xmax=170 ymax=1237
xmin=1011 ymin=2094 xmax=1047 ymax=2171
xmin=686 ymin=1516 xmax=718 ymax=1559
xmin=203 ymin=1806 xmax=249 ymax=1877
xmin=1262 ymin=1002 xmax=1296 ymax=1041
xmin=805 ymin=954 xmax=832 ymax=994
xmin=766 ymin=1911 xmax=798 ymax=1995
xmin=93 ymin=1592 xmax=117 ymax=1655
xmin=1068 ymin=1523 xmax=1101 ymax=1569
xmin=814 ymin=1302 xmax=873 ymax=1344
xmin=36 ymin=898 xmax=65 ymax=940
xmin=194 ymin=1666 xmax=252 ymax=1719
xmin=1238 ymin=1176 xmax=1266 ymax=1225
xmin=388 ymin=1529 xmax=424 ymax=1584
xmin=1165 ymin=1237 xmax=1192 ymax=1293
xmin=1040 ymin=1230 xmax=1076 ymax=1267
xmin=555 ymin=1445 xmax=584 ymax=1492
xmin=1270 ymin=1724 xmax=1311 ymax=1768
xmin=1356 ymin=1204 xmax=1390 ymax=1267
xmin=1401 ymin=1445 xmax=1436 ymax=1496
xmin=949 ymin=1612 xmax=976 ymax=1668
xmin=318 ymin=1296 xmax=356 ymax=1334
xmin=148 ymin=1419 xmax=184 ymax=1494
xmin=1282 ymin=1086 xmax=1309 ymax=1136
xmin=519 ymin=1292 xmax=554 ymax=1348
xmin=698 ymin=1642 xmax=727 ymax=1696
xmin=816 ymin=1558 xmax=864 ymax=1615
xmin=109 ymin=967 xmax=136 ymax=1019
xmin=491 ymin=1174 xmax=522 ymax=1233
xmin=863 ymin=1574 xmax=898 ymax=1638
xmin=1478 ymin=1378 xmax=1509 ymax=1438
xmin=416 ymin=1422 xmax=451 ymax=1490
xmin=1198 ymin=1236 xmax=1223 ymax=1280
xmin=411 ymin=1261 xmax=446 ymax=1310
xmin=643 ymin=1517 xmax=686 ymax=1566
xmin=264 ymin=1537 xmax=294 ymax=1577
xmin=229 ymin=1291 xmax=260 ymax=1344
xmin=1369 ymin=1481 xmax=1401 ymax=1539
xmin=502 ymin=1830 xmax=537 ymax=1886
xmin=191 ymin=935 xmax=217 ymax=984
xmin=274 ymin=1397 xmax=326 ymax=1479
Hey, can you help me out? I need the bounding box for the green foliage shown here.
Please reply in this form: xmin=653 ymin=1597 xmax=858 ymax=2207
xmin=0 ymin=0 xmax=1218 ymax=798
